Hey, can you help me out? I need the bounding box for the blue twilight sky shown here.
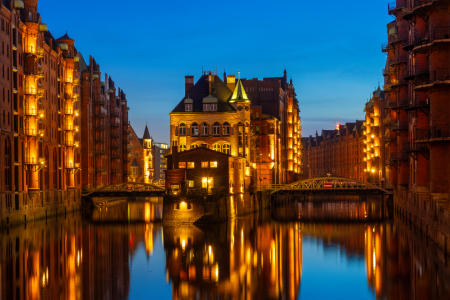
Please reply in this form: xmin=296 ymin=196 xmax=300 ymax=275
xmin=38 ymin=0 xmax=391 ymax=144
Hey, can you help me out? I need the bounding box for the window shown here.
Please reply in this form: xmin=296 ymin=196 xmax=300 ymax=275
xmin=191 ymin=144 xmax=198 ymax=149
xmin=223 ymin=143 xmax=230 ymax=155
xmin=187 ymin=162 xmax=195 ymax=169
xmin=191 ymin=122 xmax=198 ymax=136
xmin=223 ymin=122 xmax=230 ymax=135
xmin=201 ymin=161 xmax=209 ymax=168
xmin=201 ymin=122 xmax=208 ymax=136
xmin=179 ymin=162 xmax=186 ymax=168
xmin=188 ymin=180 xmax=194 ymax=188
xmin=179 ymin=123 xmax=186 ymax=136
xmin=202 ymin=177 xmax=213 ymax=189
xmin=185 ymin=104 xmax=192 ymax=111
xmin=210 ymin=161 xmax=218 ymax=168
xmin=135 ymin=152 xmax=139 ymax=157
xmin=256 ymin=125 xmax=260 ymax=134
xmin=203 ymin=104 xmax=217 ymax=111
xmin=213 ymin=122 xmax=220 ymax=135
xmin=28 ymin=12 xmax=32 ymax=21
xmin=180 ymin=144 xmax=186 ymax=152
xmin=213 ymin=143 xmax=221 ymax=152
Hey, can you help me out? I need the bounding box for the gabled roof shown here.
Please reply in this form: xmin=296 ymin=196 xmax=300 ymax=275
xmin=143 ymin=123 xmax=151 ymax=140
xmin=171 ymin=75 xmax=236 ymax=113
xmin=131 ymin=158 xmax=139 ymax=167
xmin=56 ymin=32 xmax=74 ymax=41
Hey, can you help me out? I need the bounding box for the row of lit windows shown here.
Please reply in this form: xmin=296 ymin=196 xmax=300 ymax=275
xmin=179 ymin=143 xmax=230 ymax=154
xmin=178 ymin=122 xmax=230 ymax=136
xmin=185 ymin=104 xmax=217 ymax=112
xmin=178 ymin=161 xmax=218 ymax=169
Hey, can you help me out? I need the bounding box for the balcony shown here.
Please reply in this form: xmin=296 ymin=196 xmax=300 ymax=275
xmin=24 ymin=46 xmax=44 ymax=57
xmin=415 ymin=68 xmax=450 ymax=91
xmin=382 ymin=43 xmax=394 ymax=52
xmin=24 ymin=109 xmax=38 ymax=116
xmin=382 ymin=67 xmax=395 ymax=76
xmin=64 ymin=109 xmax=74 ymax=115
xmin=73 ymin=78 xmax=80 ymax=86
xmin=95 ymin=168 xmax=106 ymax=173
xmin=388 ymin=1 xmax=406 ymax=15
xmin=24 ymin=86 xmax=37 ymax=95
xmin=403 ymin=141 xmax=429 ymax=152
xmin=63 ymin=77 xmax=73 ymax=84
xmin=65 ymin=125 xmax=79 ymax=132
xmin=65 ymin=140 xmax=79 ymax=147
xmin=416 ymin=125 xmax=450 ymax=141
xmin=390 ymin=152 xmax=409 ymax=161
xmin=111 ymin=110 xmax=120 ymax=117
xmin=25 ymin=157 xmax=45 ymax=165
xmin=66 ymin=162 xmax=80 ymax=169
xmin=24 ymin=67 xmax=44 ymax=78
xmin=414 ymin=26 xmax=450 ymax=53
xmin=388 ymin=55 xmax=408 ymax=67
xmin=389 ymin=121 xmax=408 ymax=131
xmin=25 ymin=129 xmax=44 ymax=137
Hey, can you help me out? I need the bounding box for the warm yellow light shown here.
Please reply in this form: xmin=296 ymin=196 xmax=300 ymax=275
xmin=371 ymin=169 xmax=375 ymax=173
xmin=371 ymin=135 xmax=374 ymax=138
xmin=181 ymin=240 xmax=185 ymax=249
xmin=208 ymin=245 xmax=212 ymax=256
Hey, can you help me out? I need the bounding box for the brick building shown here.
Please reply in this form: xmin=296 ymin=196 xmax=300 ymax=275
xmin=363 ymin=86 xmax=389 ymax=188
xmin=304 ymin=121 xmax=366 ymax=181
xmin=242 ymin=70 xmax=302 ymax=183
xmin=80 ymin=57 xmax=129 ymax=190
xmin=152 ymin=141 xmax=168 ymax=185
xmin=169 ymin=71 xmax=252 ymax=192
xmin=384 ymin=0 xmax=450 ymax=251
xmin=166 ymin=146 xmax=246 ymax=194
xmin=126 ymin=124 xmax=153 ymax=183
xmin=0 ymin=0 xmax=83 ymax=225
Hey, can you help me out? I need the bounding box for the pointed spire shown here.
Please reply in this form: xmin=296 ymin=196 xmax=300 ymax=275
xmin=143 ymin=123 xmax=151 ymax=140
xmin=230 ymin=73 xmax=249 ymax=103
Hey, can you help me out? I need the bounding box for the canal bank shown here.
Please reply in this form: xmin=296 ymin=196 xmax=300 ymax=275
xmin=0 ymin=189 xmax=82 ymax=228
xmin=393 ymin=186 xmax=450 ymax=253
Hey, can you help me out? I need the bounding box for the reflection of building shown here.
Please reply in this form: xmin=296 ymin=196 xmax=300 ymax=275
xmin=153 ymin=142 xmax=168 ymax=185
xmin=127 ymin=124 xmax=153 ymax=183
xmin=163 ymin=219 xmax=302 ymax=300
xmin=303 ymin=121 xmax=366 ymax=181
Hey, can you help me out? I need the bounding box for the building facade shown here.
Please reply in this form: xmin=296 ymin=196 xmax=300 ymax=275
xmin=384 ymin=0 xmax=450 ymax=251
xmin=126 ymin=124 xmax=153 ymax=183
xmin=168 ymin=71 xmax=252 ymax=192
xmin=152 ymin=142 xmax=168 ymax=185
xmin=80 ymin=57 xmax=129 ymax=190
xmin=242 ymin=70 xmax=302 ymax=183
xmin=304 ymin=121 xmax=366 ymax=181
xmin=0 ymin=0 xmax=83 ymax=225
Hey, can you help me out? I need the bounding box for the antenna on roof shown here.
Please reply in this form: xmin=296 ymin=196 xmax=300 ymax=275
xmin=238 ymin=70 xmax=240 ymax=79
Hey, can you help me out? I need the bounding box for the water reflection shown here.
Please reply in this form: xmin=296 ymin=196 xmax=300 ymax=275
xmin=0 ymin=200 xmax=448 ymax=300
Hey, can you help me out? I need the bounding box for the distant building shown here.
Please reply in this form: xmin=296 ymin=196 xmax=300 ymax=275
xmin=126 ymin=124 xmax=153 ymax=183
xmin=153 ymin=142 xmax=168 ymax=185
xmin=304 ymin=122 xmax=366 ymax=181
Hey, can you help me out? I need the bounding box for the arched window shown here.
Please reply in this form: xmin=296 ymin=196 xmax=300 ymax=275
xmin=213 ymin=122 xmax=220 ymax=136
xmin=4 ymin=138 xmax=11 ymax=191
xmin=201 ymin=122 xmax=208 ymax=136
xmin=53 ymin=149 xmax=58 ymax=188
xmin=191 ymin=122 xmax=198 ymax=136
xmin=191 ymin=144 xmax=198 ymax=149
xmin=222 ymin=143 xmax=230 ymax=155
xmin=179 ymin=123 xmax=186 ymax=136
xmin=213 ymin=143 xmax=221 ymax=152
xmin=180 ymin=144 xmax=186 ymax=152
xmin=223 ymin=122 xmax=230 ymax=136
xmin=28 ymin=12 xmax=32 ymax=21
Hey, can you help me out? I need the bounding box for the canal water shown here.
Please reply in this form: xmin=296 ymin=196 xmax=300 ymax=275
xmin=0 ymin=198 xmax=449 ymax=300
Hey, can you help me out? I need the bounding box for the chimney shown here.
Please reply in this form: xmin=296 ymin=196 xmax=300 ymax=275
xmin=185 ymin=76 xmax=194 ymax=96
xmin=227 ymin=75 xmax=235 ymax=91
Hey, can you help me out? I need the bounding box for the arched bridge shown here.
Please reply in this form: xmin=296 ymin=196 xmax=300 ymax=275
xmin=265 ymin=177 xmax=392 ymax=195
xmin=83 ymin=182 xmax=165 ymax=198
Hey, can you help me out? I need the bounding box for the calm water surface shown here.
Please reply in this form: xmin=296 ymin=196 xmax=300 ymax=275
xmin=1 ymin=198 xmax=449 ymax=300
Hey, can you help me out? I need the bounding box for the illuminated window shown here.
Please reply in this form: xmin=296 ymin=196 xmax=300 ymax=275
xmin=213 ymin=143 xmax=221 ymax=152
xmin=213 ymin=122 xmax=220 ymax=135
xmin=185 ymin=104 xmax=192 ymax=111
xmin=187 ymin=162 xmax=195 ymax=169
xmin=202 ymin=177 xmax=214 ymax=188
xmin=222 ymin=143 xmax=230 ymax=155
xmin=222 ymin=122 xmax=230 ymax=135
xmin=180 ymin=144 xmax=186 ymax=152
xmin=201 ymin=161 xmax=209 ymax=168
xmin=191 ymin=122 xmax=199 ymax=136
xmin=210 ymin=161 xmax=217 ymax=168
xmin=191 ymin=144 xmax=198 ymax=149
xmin=188 ymin=180 xmax=194 ymax=188
xmin=179 ymin=162 xmax=186 ymax=168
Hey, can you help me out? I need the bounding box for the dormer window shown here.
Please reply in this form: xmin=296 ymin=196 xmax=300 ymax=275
xmin=203 ymin=103 xmax=217 ymax=111
xmin=185 ymin=104 xmax=192 ymax=111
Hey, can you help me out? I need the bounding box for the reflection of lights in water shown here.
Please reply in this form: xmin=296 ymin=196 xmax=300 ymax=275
xmin=182 ymin=240 xmax=186 ymax=249
xmin=77 ymin=251 xmax=80 ymax=266
xmin=373 ymin=250 xmax=376 ymax=273
xmin=208 ymin=245 xmax=211 ymax=256
xmin=215 ymin=264 xmax=219 ymax=281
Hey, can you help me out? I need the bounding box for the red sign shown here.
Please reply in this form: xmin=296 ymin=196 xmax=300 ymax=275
xmin=324 ymin=183 xmax=332 ymax=189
